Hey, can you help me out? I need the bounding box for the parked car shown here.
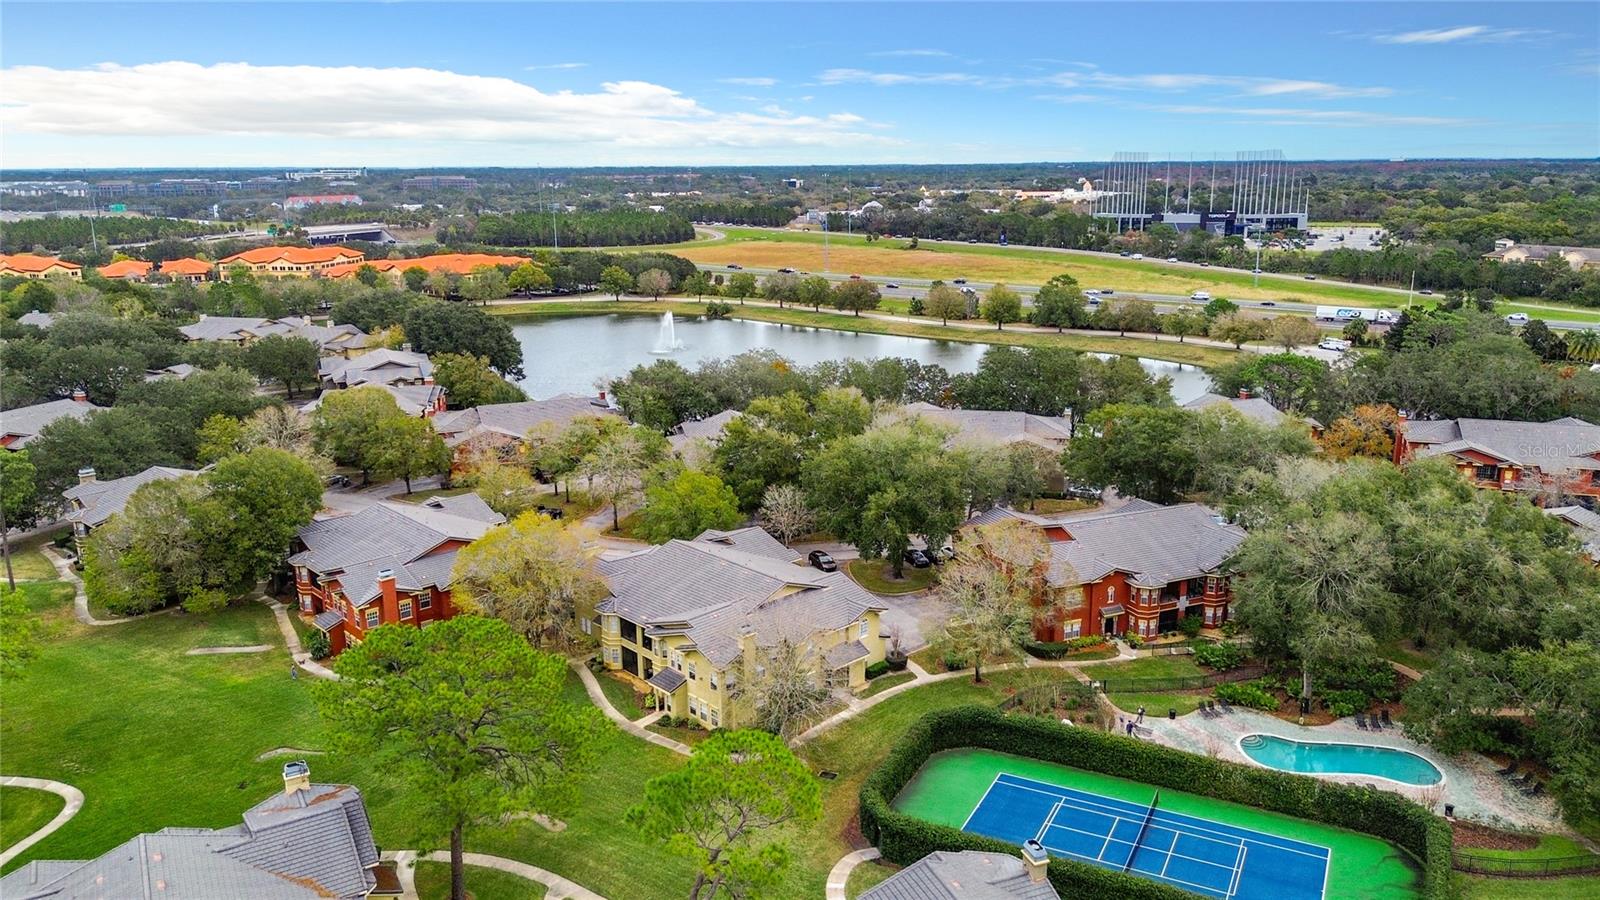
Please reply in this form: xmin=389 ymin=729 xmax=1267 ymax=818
xmin=902 ymin=548 xmax=933 ymax=568
xmin=326 ymin=474 xmax=352 ymax=488
xmin=807 ymin=550 xmax=838 ymax=572
xmin=932 ymin=546 xmax=956 ymax=564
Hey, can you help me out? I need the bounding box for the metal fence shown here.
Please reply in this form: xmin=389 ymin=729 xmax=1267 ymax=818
xmin=1450 ymin=852 xmax=1600 ymax=877
xmin=1093 ymin=666 xmax=1266 ymax=694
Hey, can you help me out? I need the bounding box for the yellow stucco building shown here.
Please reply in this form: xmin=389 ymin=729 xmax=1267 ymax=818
xmin=593 ymin=528 xmax=886 ymax=729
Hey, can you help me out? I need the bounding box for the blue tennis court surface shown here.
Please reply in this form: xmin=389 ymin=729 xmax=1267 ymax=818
xmin=962 ymin=773 xmax=1330 ymax=900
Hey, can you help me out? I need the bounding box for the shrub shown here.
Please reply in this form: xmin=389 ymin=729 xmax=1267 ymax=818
xmin=859 ymin=705 xmax=1451 ymax=900
xmin=1178 ymin=614 xmax=1204 ymax=638
xmin=1318 ymin=657 xmax=1400 ymax=703
xmin=866 ymin=660 xmax=891 ymax=679
xmin=305 ymin=630 xmax=331 ymax=660
xmin=1121 ymin=630 xmax=1144 ymax=649
xmin=1194 ymin=640 xmax=1247 ymax=672
xmin=941 ymin=651 xmax=971 ymax=671
xmin=908 ymin=297 xmax=925 ymax=316
xmin=1321 ymin=689 xmax=1367 ymax=719
xmin=1214 ymin=680 xmax=1278 ymax=710
xmin=704 ymin=301 xmax=734 ymax=320
xmin=1025 ymin=636 xmax=1109 ymax=659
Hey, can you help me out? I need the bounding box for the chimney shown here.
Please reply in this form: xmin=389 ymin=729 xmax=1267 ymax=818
xmin=302 ymin=315 xmax=312 ymax=326
xmin=401 ymin=342 xmax=412 ymax=353
xmin=377 ymin=568 xmax=399 ymax=624
xmin=423 ymin=375 xmax=435 ymax=385
xmin=1237 ymin=388 xmax=1251 ymax=400
xmin=71 ymin=389 xmax=88 ymax=403
xmin=77 ymin=467 xmax=96 ymax=485
xmin=1396 ymin=409 xmax=1409 ymax=422
xmin=1021 ymin=839 xmax=1049 ymax=883
xmin=282 ymin=760 xmax=311 ymax=795
xmin=198 ymin=313 xmax=207 ymax=321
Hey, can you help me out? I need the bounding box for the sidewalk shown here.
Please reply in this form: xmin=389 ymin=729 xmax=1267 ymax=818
xmin=569 ymin=660 xmax=691 ymax=756
xmin=386 ymin=849 xmax=606 ymax=900
xmin=260 ymin=595 xmax=339 ymax=680
xmin=42 ymin=546 xmax=135 ymax=627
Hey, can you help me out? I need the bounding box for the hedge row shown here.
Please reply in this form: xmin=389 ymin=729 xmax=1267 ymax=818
xmin=859 ymin=705 xmax=1453 ymax=900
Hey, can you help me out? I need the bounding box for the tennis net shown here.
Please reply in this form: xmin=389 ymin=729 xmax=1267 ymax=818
xmin=1122 ymin=790 xmax=1161 ymax=872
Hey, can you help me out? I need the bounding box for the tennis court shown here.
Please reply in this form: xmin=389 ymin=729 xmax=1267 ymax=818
xmin=963 ymin=773 xmax=1330 ymax=900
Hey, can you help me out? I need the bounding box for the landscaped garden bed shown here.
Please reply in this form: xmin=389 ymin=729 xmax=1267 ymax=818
xmin=845 ymin=558 xmax=936 ymax=595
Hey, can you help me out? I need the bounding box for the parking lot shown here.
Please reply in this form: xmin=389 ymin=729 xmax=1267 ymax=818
xmin=1250 ymin=226 xmax=1386 ymax=254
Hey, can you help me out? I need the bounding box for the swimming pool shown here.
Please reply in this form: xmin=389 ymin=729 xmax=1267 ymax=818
xmin=1238 ymin=734 xmax=1444 ymax=786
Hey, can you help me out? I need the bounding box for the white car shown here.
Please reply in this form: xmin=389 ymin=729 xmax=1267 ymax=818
xmin=1166 ymin=256 xmax=1178 ymax=263
xmin=1506 ymin=313 xmax=1530 ymax=326
xmin=1190 ymin=291 xmax=1211 ymax=302
xmin=1131 ymin=253 xmax=1145 ymax=260
xmin=1318 ymin=338 xmax=1352 ymax=353
xmin=1084 ymin=289 xmax=1102 ymax=297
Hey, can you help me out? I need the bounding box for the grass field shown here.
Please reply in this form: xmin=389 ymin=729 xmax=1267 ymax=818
xmin=414 ymin=861 xmax=548 ymax=900
xmin=493 ymin=299 xmax=1239 ymax=368
xmin=1456 ymin=873 xmax=1600 ymax=899
xmin=593 ymin=670 xmax=649 ymax=719
xmin=1084 ymin=655 xmax=1209 ymax=716
xmin=678 ymin=227 xmax=1405 ymax=305
xmin=5 ymin=530 xmax=67 ymax=582
xmin=861 ymin=671 xmax=918 ymax=698
xmin=845 ymin=858 xmax=900 ymax=898
xmin=895 ymin=747 xmax=1423 ymax=898
xmin=1 ymin=787 xmax=65 ymax=853
xmin=846 ymin=558 xmax=937 ymax=595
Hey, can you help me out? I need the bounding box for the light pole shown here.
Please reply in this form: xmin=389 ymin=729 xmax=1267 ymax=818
xmin=1243 ymin=225 xmax=1264 ymax=288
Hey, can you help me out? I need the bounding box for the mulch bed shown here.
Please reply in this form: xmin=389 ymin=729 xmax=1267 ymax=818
xmin=1452 ymin=819 xmax=1539 ymax=851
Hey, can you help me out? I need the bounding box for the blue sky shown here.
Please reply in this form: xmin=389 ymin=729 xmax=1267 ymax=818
xmin=2 ymin=2 xmax=1596 ymax=167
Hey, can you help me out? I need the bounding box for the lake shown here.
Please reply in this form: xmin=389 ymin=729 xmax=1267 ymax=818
xmin=506 ymin=313 xmax=1212 ymax=404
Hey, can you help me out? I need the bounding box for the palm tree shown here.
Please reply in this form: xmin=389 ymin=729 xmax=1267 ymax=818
xmin=1568 ymin=330 xmax=1600 ymax=363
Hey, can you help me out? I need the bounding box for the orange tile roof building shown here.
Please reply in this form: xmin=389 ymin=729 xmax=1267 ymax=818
xmin=0 ymin=254 xmax=83 ymax=280
xmin=96 ymin=259 xmax=154 ymax=280
xmin=324 ymin=252 xmax=529 ymax=282
xmin=160 ymin=257 xmax=214 ymax=282
xmin=218 ymin=246 xmax=364 ymax=279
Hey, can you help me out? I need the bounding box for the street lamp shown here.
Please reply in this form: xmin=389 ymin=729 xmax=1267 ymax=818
xmin=1243 ymin=225 xmax=1264 ymax=288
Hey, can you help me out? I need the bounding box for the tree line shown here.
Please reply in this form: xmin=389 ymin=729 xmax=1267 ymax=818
xmin=441 ymin=208 xmax=695 ymax=248
xmin=0 ymin=215 xmax=229 ymax=254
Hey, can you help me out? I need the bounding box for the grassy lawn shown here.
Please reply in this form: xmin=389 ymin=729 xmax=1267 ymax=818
xmin=845 ymin=558 xmax=937 ymax=595
xmin=593 ymin=670 xmax=650 ymax=719
xmin=414 ymin=861 xmax=547 ymax=900
xmin=1380 ymin=638 xmax=1438 ymax=674
xmin=861 ymin=671 xmax=917 ymax=698
xmin=492 ymin=299 xmax=1238 ymax=369
xmin=1456 ymin=874 xmax=1600 ymax=899
xmin=1 ymin=787 xmax=65 ymax=853
xmin=845 ymin=859 xmax=900 ymax=898
xmin=5 ymin=530 xmax=67 ymax=582
xmin=1461 ymin=833 xmax=1600 ymax=864
xmin=1083 ymin=655 xmax=1209 ymax=716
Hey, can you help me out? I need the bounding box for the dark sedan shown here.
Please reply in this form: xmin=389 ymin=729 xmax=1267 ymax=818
xmin=807 ymin=550 xmax=838 ymax=572
xmin=902 ymin=548 xmax=933 ymax=568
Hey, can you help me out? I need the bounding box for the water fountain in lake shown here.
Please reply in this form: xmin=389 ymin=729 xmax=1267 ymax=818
xmin=652 ymin=312 xmax=684 ymax=354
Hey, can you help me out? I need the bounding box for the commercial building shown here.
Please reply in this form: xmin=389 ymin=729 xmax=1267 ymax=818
xmin=285 ymin=194 xmax=363 ymax=209
xmin=400 ymin=175 xmax=477 ymax=190
xmin=95 ymin=259 xmax=153 ymax=280
xmin=1 ymin=762 xmax=394 ymax=900
xmin=286 ymin=168 xmax=367 ymax=181
xmin=0 ymin=253 xmax=83 ymax=280
xmin=323 ymin=252 xmax=528 ymax=283
xmin=967 ymin=501 xmax=1246 ymax=641
xmin=1483 ymin=239 xmax=1600 ymax=271
xmin=218 ymin=245 xmax=364 ymax=278
xmin=160 ymin=257 xmax=215 ymax=282
xmin=289 ymin=497 xmax=504 ymax=656
xmin=595 ymin=527 xmax=886 ymax=729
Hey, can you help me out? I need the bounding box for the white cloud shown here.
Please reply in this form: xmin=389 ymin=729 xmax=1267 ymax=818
xmin=1148 ymin=104 xmax=1480 ymax=128
xmin=1 ymin=61 xmax=888 ymax=152
xmin=1373 ymin=25 xmax=1548 ymax=45
xmin=818 ymin=66 xmax=1389 ymax=98
xmin=719 ymin=76 xmax=777 ymax=86
xmin=523 ymin=62 xmax=587 ymax=71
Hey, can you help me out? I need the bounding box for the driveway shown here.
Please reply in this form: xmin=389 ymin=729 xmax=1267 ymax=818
xmin=876 ymin=588 xmax=951 ymax=653
xmin=320 ymin=475 xmax=444 ymax=515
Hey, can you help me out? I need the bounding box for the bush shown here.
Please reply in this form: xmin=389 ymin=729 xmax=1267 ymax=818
xmin=1024 ymin=636 xmax=1108 ymax=659
xmin=1214 ymin=680 xmax=1278 ymax=710
xmin=1321 ymin=689 xmax=1368 ymax=719
xmin=866 ymin=660 xmax=891 ymax=679
xmin=885 ymin=652 xmax=908 ymax=672
xmin=1194 ymin=641 xmax=1247 ymax=672
xmin=305 ymin=630 xmax=331 ymax=661
xmin=908 ymin=297 xmax=925 ymax=316
xmin=942 ymin=651 xmax=971 ymax=671
xmin=859 ymin=705 xmax=1452 ymax=900
xmin=705 ymin=301 xmax=734 ymax=320
xmin=1178 ymin=614 xmax=1204 ymax=638
xmin=1121 ymin=630 xmax=1143 ymax=649
xmin=1318 ymin=657 xmax=1400 ymax=703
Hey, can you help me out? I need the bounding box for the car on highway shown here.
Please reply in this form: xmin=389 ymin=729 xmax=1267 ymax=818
xmin=1419 ymin=289 xmax=1434 ymax=295
xmin=953 ymin=278 xmax=967 ymax=285
xmin=1119 ymin=251 xmax=1131 ymax=257
xmin=1304 ymin=274 xmax=1317 ymax=280
xmin=777 ymin=267 xmax=795 ymax=274
xmin=807 ymin=550 xmax=838 ymax=572
xmin=1260 ymin=300 xmax=1276 ymax=307
xmin=1166 ymin=256 xmax=1178 ymax=263
xmin=902 ymin=548 xmax=933 ymax=569
xmin=885 ymin=282 xmax=900 ymax=289
xmin=1098 ymin=288 xmax=1114 ymax=295
xmin=727 ymin=263 xmax=743 ymax=270
xmin=849 ymin=274 xmax=862 ymax=280
xmin=1131 ymin=253 xmax=1144 ymax=260
xmin=1190 ymin=291 xmax=1211 ymax=301
xmin=1199 ymin=261 xmax=1210 ymax=267
xmin=1506 ymin=313 xmax=1530 ymax=326
xmin=1084 ymin=289 xmax=1101 ymax=296
xmin=1087 ymin=297 xmax=1101 ymax=305
xmin=1252 ymin=268 xmax=1263 ymax=274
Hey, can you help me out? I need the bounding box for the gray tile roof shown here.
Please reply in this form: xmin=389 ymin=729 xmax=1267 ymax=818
xmin=896 ymin=403 xmax=1072 ymax=448
xmin=319 ymin=349 xmax=434 ymax=387
xmin=432 ymin=394 xmax=618 ymax=448
xmin=63 ymin=466 xmax=197 ymax=528
xmin=289 ymin=501 xmax=501 ymax=605
xmin=179 ymin=315 xmax=278 ymax=342
xmin=1545 ymin=505 xmax=1600 ymax=556
xmin=1403 ymin=416 xmax=1600 ymax=470
xmin=145 ymin=362 xmax=199 ymax=382
xmin=301 ymin=381 xmax=445 ymax=417
xmin=1 ymin=398 xmax=104 ymax=448
xmin=1183 ymin=392 xmax=1323 ymax=428
xmin=17 ymin=310 xmax=55 ymax=328
xmin=648 ymin=668 xmax=687 ymax=691
xmin=313 ymin=610 xmax=344 ymax=631
xmin=179 ymin=316 xmax=368 ymax=353
xmin=825 ymin=639 xmax=870 ymax=668
xmin=670 ymin=409 xmax=742 ymax=446
xmin=421 ymin=492 xmax=504 ymax=523
xmin=597 ymin=529 xmax=882 ymax=668
xmin=1041 ymin=502 xmax=1244 ymax=588
xmin=860 ymin=850 xmax=1059 ymax=900
xmin=0 ymin=783 xmax=378 ymax=900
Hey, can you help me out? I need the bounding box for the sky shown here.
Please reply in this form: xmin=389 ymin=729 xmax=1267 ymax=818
xmin=2 ymin=1 xmax=1596 ymax=168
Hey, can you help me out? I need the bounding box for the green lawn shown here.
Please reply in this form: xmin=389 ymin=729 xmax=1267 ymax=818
xmin=1083 ymin=655 xmax=1209 ymax=716
xmin=846 ymin=558 xmax=937 ymax=595
xmin=1464 ymin=833 xmax=1597 ymax=862
xmin=845 ymin=859 xmax=900 ymax=898
xmin=4 ymin=530 xmax=66 ymax=582
xmin=593 ymin=670 xmax=649 ymax=719
xmin=861 ymin=671 xmax=917 ymax=698
xmin=1456 ymin=874 xmax=1600 ymax=899
xmin=1379 ymin=638 xmax=1438 ymax=674
xmin=1 ymin=787 xmax=65 ymax=853
xmin=414 ymin=861 xmax=547 ymax=900
xmin=896 ymin=748 xmax=1424 ymax=898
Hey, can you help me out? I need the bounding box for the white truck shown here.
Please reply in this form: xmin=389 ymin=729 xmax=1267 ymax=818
xmin=1315 ymin=305 xmax=1399 ymax=324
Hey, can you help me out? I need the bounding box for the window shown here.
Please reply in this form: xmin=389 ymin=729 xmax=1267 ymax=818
xmin=621 ymin=620 xmax=638 ymax=642
xmin=858 ymin=619 xmax=869 ymax=639
xmin=1474 ymin=464 xmax=1497 ymax=481
xmin=709 ymin=670 xmax=719 ymax=690
xmin=606 ymin=616 xmax=620 ymax=635
xmin=1063 ymin=620 xmax=1081 ymax=639
xmin=688 ymin=697 xmax=700 ymax=718
xmin=399 ymin=599 xmax=413 ymax=620
xmin=581 ymin=617 xmax=593 ymax=635
xmin=419 ymin=594 xmax=432 ymax=610
xmin=687 ymin=662 xmax=697 ymax=681
xmin=1107 ymin=585 xmax=1116 ymax=603
xmin=671 ymin=653 xmax=683 ymax=672
xmin=364 ymin=608 xmax=380 ymax=629
xmin=709 ymin=708 xmax=720 ymax=727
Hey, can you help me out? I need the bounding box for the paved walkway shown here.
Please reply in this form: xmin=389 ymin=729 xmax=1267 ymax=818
xmin=185 ymin=644 xmax=272 ymax=655
xmin=0 ymin=776 xmax=84 ymax=867
xmin=42 ymin=546 xmax=134 ymax=626
xmin=260 ymin=596 xmax=339 ymax=680
xmin=386 ymin=849 xmax=607 ymax=900
xmin=825 ymin=848 xmax=882 ymax=900
xmin=570 ymin=660 xmax=691 ymax=756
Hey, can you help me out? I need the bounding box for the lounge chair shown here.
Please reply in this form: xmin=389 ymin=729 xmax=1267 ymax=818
xmin=1497 ymin=760 xmax=1519 ymax=777
xmin=1208 ymin=700 xmax=1219 ymax=715
xmin=1515 ymin=771 xmax=1537 ymax=788
xmin=1355 ymin=713 xmax=1369 ymax=730
xmin=1380 ymin=709 xmax=1394 ymax=728
xmin=1522 ymin=782 xmax=1545 ymax=798
xmin=1217 ymin=698 xmax=1233 ymax=714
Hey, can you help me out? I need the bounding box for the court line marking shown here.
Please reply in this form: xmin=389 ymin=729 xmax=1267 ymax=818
xmin=1226 ymin=845 xmax=1249 ymax=899
xmin=1041 ymin=821 xmax=1238 ymax=876
xmin=1035 ymin=798 xmax=1064 ymax=844
xmin=991 ymin=774 xmax=1331 ymax=861
xmin=961 ymin=773 xmax=1004 ymax=832
xmin=1037 ymin=833 xmax=1240 ymax=898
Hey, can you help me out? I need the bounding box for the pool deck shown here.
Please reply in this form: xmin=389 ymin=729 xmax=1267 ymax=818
xmin=1139 ymin=708 xmax=1562 ymax=832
